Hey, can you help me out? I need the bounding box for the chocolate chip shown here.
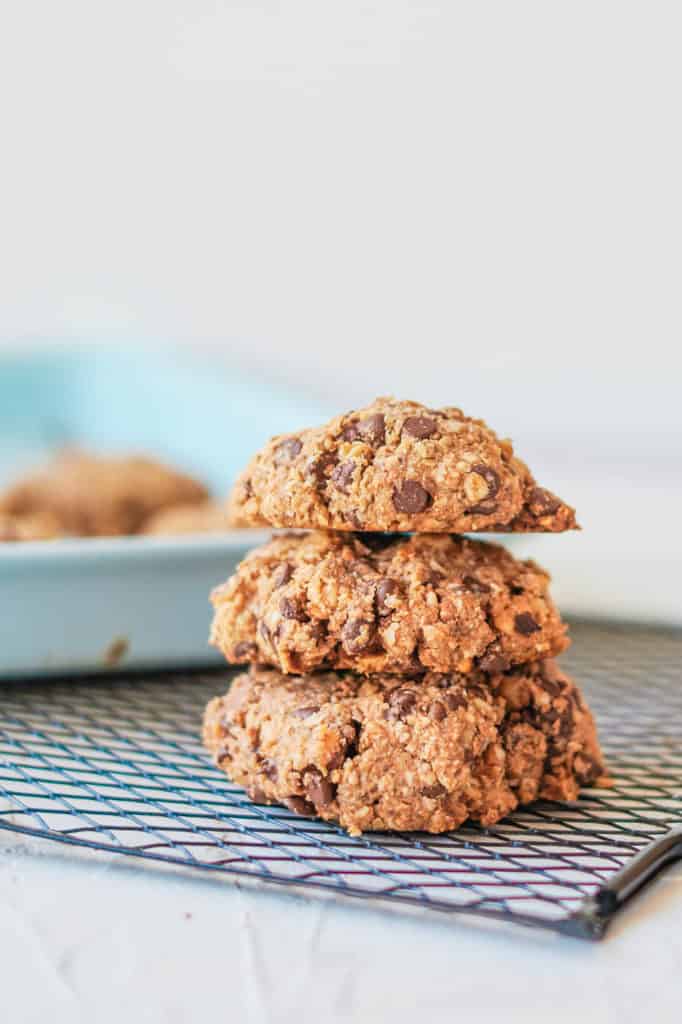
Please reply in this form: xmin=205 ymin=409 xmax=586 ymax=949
xmin=331 ymin=460 xmax=355 ymax=492
xmin=305 ymin=768 xmax=337 ymax=808
xmin=529 ymin=487 xmax=561 ymax=515
xmin=284 ymin=795 xmax=315 ymax=816
xmin=291 ymin=705 xmax=320 ymax=719
xmin=356 ymin=413 xmax=385 ymax=446
xmin=429 ymin=701 xmax=447 ymax=721
xmin=346 ymin=509 xmax=363 ymax=529
xmin=468 ymin=501 xmax=498 ymax=516
xmin=555 ymin=702 xmax=574 ymax=740
xmin=479 ymin=652 xmax=510 ymax=673
xmin=462 ymin=575 xmax=491 ymax=595
xmin=341 ymin=617 xmax=376 ymax=655
xmin=420 ymin=783 xmax=446 ymax=799
xmin=216 ymin=743 xmax=232 ymax=764
xmin=386 ymin=687 xmax=417 ymax=720
xmin=357 ymin=532 xmax=404 ymax=552
xmin=392 ymin=480 xmax=431 ymax=515
xmin=375 ymin=578 xmax=401 ymax=616
xmin=433 ymin=674 xmax=452 ymax=689
xmin=470 ymin=464 xmax=500 ymax=499
xmin=309 ymin=620 xmax=327 ymax=641
xmin=280 ymin=597 xmax=309 ymax=622
xmin=510 ymin=585 xmax=524 ymax=596
xmin=445 ymin=690 xmax=467 ymax=712
xmin=247 ymin=785 xmax=268 ymax=804
xmin=426 ymin=569 xmax=445 ymax=585
xmin=308 ymin=452 xmax=338 ymax=487
xmin=520 ymin=707 xmax=540 ymax=728
xmin=402 ymin=416 xmax=437 ymax=439
xmin=275 ymin=438 xmax=302 ymax=464
xmin=242 ymin=478 xmax=253 ymax=499
xmin=262 ymin=759 xmax=278 ymax=780
xmin=514 ymin=612 xmax=541 ymax=635
xmin=233 ymin=641 xmax=258 ymax=660
xmin=341 ymin=421 xmax=359 ymax=442
xmin=540 ymin=677 xmax=562 ymax=697
xmin=345 ymin=721 xmax=361 ymax=760
xmin=272 ymin=562 xmax=294 ymax=589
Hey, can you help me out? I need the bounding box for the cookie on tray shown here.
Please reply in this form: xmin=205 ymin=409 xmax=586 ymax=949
xmin=228 ymin=397 xmax=577 ymax=534
xmin=210 ymin=531 xmax=568 ymax=676
xmin=0 ymin=451 xmax=209 ymax=537
xmin=143 ymin=500 xmax=233 ymax=536
xmin=0 ymin=512 xmax=62 ymax=542
xmin=203 ymin=660 xmax=609 ymax=835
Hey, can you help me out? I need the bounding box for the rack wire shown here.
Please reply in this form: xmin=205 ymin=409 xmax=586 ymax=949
xmin=1 ymin=621 xmax=680 ymax=940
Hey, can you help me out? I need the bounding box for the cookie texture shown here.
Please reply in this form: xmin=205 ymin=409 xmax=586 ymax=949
xmin=203 ymin=660 xmax=609 ymax=835
xmin=210 ymin=531 xmax=568 ymax=676
xmin=0 ymin=512 xmax=62 ymax=542
xmin=143 ymin=500 xmax=233 ymax=536
xmin=0 ymin=451 xmax=209 ymax=537
xmin=228 ymin=397 xmax=577 ymax=534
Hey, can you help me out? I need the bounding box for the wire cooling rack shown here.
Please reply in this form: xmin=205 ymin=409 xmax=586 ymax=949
xmin=1 ymin=621 xmax=681 ymax=941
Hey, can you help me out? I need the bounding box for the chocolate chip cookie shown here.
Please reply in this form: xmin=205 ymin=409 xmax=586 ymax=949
xmin=203 ymin=660 xmax=609 ymax=835
xmin=228 ymin=397 xmax=577 ymax=533
xmin=1 ymin=451 xmax=209 ymax=537
xmin=210 ymin=531 xmax=568 ymax=676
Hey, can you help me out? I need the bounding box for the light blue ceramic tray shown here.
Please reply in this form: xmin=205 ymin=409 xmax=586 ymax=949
xmin=0 ymin=348 xmax=327 ymax=678
xmin=0 ymin=532 xmax=269 ymax=678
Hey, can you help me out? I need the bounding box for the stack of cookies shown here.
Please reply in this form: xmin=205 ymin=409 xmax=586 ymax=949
xmin=203 ymin=398 xmax=608 ymax=835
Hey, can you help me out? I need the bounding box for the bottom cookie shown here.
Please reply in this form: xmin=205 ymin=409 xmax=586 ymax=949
xmin=203 ymin=661 xmax=609 ymax=835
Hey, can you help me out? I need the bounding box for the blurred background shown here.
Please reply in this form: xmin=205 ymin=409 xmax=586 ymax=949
xmin=1 ymin=2 xmax=680 ymax=621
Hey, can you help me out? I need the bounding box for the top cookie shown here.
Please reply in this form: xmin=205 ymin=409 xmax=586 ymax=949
xmin=228 ymin=397 xmax=577 ymax=533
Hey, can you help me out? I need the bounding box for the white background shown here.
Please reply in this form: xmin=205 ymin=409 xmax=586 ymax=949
xmin=1 ymin=2 xmax=681 ymax=620
xmin=1 ymin=9 xmax=681 ymax=1021
xmin=0 ymin=1 xmax=680 ymax=429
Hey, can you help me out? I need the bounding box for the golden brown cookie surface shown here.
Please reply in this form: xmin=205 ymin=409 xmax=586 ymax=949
xmin=228 ymin=397 xmax=577 ymax=534
xmin=203 ymin=660 xmax=609 ymax=835
xmin=210 ymin=531 xmax=568 ymax=676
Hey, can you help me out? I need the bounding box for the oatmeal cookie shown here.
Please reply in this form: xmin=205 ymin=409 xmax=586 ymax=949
xmin=210 ymin=531 xmax=568 ymax=675
xmin=228 ymin=397 xmax=576 ymax=533
xmin=203 ymin=660 xmax=609 ymax=835
xmin=0 ymin=512 xmax=62 ymax=541
xmin=1 ymin=451 xmax=209 ymax=537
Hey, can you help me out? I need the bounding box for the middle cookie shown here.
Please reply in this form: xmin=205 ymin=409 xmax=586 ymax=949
xmin=210 ymin=531 xmax=568 ymax=676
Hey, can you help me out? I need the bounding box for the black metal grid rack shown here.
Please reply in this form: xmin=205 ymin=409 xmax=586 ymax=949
xmin=1 ymin=621 xmax=681 ymax=940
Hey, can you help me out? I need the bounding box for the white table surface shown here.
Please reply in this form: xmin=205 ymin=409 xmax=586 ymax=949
xmin=1 ymin=828 xmax=680 ymax=1024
